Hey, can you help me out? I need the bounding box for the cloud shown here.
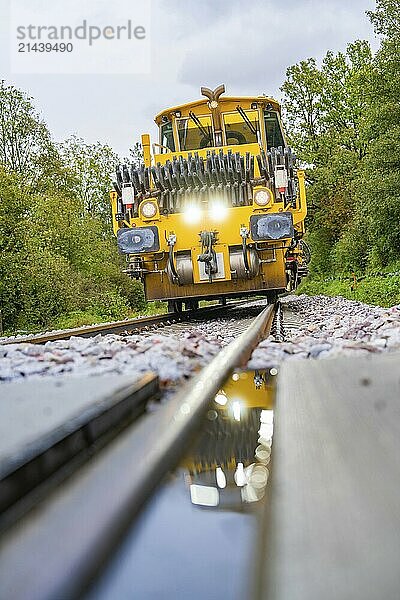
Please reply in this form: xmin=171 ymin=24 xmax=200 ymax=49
xmin=0 ymin=0 xmax=378 ymax=156
xmin=176 ymin=0 xmax=378 ymax=95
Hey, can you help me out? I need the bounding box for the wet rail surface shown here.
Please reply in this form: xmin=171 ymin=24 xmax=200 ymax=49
xmin=0 ymin=301 xmax=277 ymax=600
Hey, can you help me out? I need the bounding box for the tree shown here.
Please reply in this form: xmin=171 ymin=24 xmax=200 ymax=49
xmin=319 ymin=41 xmax=372 ymax=160
xmin=59 ymin=136 xmax=119 ymax=227
xmin=0 ymin=83 xmax=147 ymax=332
xmin=353 ymin=0 xmax=400 ymax=265
xmin=281 ymin=41 xmax=373 ymax=275
xmin=0 ymin=81 xmax=57 ymax=191
xmin=124 ymin=141 xmax=143 ymax=167
xmin=367 ymin=0 xmax=400 ymax=37
xmin=281 ymin=58 xmax=324 ymax=157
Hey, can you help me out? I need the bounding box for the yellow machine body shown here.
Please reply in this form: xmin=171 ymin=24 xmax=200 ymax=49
xmin=111 ymin=87 xmax=307 ymax=307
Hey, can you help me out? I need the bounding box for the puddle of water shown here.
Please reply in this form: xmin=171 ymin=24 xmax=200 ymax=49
xmin=184 ymin=369 xmax=275 ymax=512
xmin=89 ymin=369 xmax=276 ymax=600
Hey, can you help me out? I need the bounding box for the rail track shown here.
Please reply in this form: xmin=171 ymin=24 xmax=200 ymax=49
xmin=0 ymin=299 xmax=255 ymax=346
xmin=0 ymin=300 xmax=279 ymax=600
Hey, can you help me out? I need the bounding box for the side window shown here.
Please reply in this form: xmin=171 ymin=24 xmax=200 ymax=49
xmin=160 ymin=122 xmax=175 ymax=152
xmin=264 ymin=112 xmax=285 ymax=149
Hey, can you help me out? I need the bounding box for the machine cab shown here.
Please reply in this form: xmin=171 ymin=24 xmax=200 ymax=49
xmin=155 ymin=86 xmax=286 ymax=156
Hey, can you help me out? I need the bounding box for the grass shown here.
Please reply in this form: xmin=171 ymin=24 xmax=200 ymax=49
xmin=0 ymin=301 xmax=169 ymax=337
xmin=297 ymin=273 xmax=400 ymax=307
xmin=50 ymin=301 xmax=168 ymax=330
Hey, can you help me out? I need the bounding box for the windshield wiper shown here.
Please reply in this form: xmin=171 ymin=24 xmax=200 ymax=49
xmin=189 ymin=111 xmax=210 ymax=138
xmin=236 ymin=106 xmax=257 ymax=135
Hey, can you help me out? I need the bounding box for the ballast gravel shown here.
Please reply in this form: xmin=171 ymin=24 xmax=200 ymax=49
xmin=0 ymin=319 xmax=239 ymax=389
xmin=1 ymin=295 xmax=400 ymax=390
xmin=248 ymin=294 xmax=400 ymax=371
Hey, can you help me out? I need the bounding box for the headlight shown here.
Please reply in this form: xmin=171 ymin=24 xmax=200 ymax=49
xmin=209 ymin=201 xmax=228 ymax=221
xmin=183 ymin=204 xmax=202 ymax=224
xmin=250 ymin=213 xmax=294 ymax=241
xmin=254 ymin=188 xmax=273 ymax=207
xmin=140 ymin=201 xmax=158 ymax=219
xmin=117 ymin=226 xmax=160 ymax=254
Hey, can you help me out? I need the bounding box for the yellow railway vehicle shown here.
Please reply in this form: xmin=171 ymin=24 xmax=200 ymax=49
xmin=110 ymin=85 xmax=308 ymax=311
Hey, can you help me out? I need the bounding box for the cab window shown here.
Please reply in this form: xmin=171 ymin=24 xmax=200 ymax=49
xmin=177 ymin=114 xmax=213 ymax=150
xmin=160 ymin=121 xmax=175 ymax=152
xmin=223 ymin=109 xmax=259 ymax=145
xmin=264 ymin=111 xmax=285 ymax=148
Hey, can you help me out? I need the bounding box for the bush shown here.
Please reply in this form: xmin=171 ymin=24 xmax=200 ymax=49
xmin=86 ymin=289 xmax=131 ymax=321
xmin=111 ymin=273 xmax=146 ymax=313
xmin=15 ymin=251 xmax=82 ymax=329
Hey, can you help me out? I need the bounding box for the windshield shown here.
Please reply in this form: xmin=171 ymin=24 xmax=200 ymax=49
xmin=223 ymin=109 xmax=259 ymax=145
xmin=177 ymin=114 xmax=213 ymax=150
xmin=264 ymin=111 xmax=285 ymax=149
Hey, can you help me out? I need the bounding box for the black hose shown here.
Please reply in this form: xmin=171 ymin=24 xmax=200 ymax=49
xmin=168 ymin=243 xmax=179 ymax=283
xmin=242 ymin=236 xmax=250 ymax=275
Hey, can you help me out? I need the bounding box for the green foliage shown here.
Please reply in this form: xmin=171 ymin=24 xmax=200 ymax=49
xmin=367 ymin=0 xmax=400 ymax=37
xmin=282 ymin=1 xmax=400 ymax=292
xmin=0 ymin=81 xmax=54 ymax=188
xmin=15 ymin=251 xmax=79 ymax=329
xmin=353 ymin=11 xmax=400 ymax=267
xmin=51 ymin=310 xmax=109 ymax=330
xmin=281 ymin=41 xmax=372 ymax=164
xmin=0 ymin=83 xmax=147 ymax=333
xmin=85 ymin=289 xmax=130 ymax=321
xmin=59 ymin=136 xmax=119 ymax=228
xmin=298 ymin=274 xmax=400 ymax=308
xmin=281 ymin=58 xmax=324 ymax=156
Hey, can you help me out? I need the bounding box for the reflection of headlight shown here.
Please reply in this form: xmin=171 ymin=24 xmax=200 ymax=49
xmin=232 ymin=400 xmax=241 ymax=421
xmin=214 ymin=391 xmax=227 ymax=406
xmin=190 ymin=484 xmax=219 ymax=507
xmin=215 ymin=467 xmax=227 ymax=489
xmin=254 ymin=188 xmax=272 ymax=206
xmin=183 ymin=204 xmax=202 ymax=224
xmin=234 ymin=462 xmax=246 ymax=486
xmin=209 ymin=201 xmax=228 ymax=221
xmin=140 ymin=201 xmax=158 ymax=218
xmin=250 ymin=212 xmax=294 ymax=241
xmin=117 ymin=226 xmax=160 ymax=254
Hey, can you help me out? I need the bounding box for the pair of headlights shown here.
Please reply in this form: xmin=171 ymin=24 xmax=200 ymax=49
xmin=139 ymin=188 xmax=273 ymax=219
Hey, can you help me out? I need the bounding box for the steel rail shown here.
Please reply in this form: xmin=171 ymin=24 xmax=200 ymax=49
xmin=0 ymin=302 xmax=276 ymax=600
xmin=0 ymin=299 xmax=249 ymax=346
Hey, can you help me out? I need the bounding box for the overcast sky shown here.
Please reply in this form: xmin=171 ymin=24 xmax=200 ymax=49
xmin=0 ymin=0 xmax=379 ymax=157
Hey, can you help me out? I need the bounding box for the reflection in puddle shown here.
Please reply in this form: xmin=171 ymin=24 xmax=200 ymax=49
xmin=183 ymin=369 xmax=275 ymax=511
xmin=89 ymin=369 xmax=276 ymax=600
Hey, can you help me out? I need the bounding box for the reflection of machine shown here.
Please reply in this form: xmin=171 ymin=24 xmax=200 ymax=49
xmin=110 ymin=84 xmax=308 ymax=312
xmin=182 ymin=369 xmax=275 ymax=510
